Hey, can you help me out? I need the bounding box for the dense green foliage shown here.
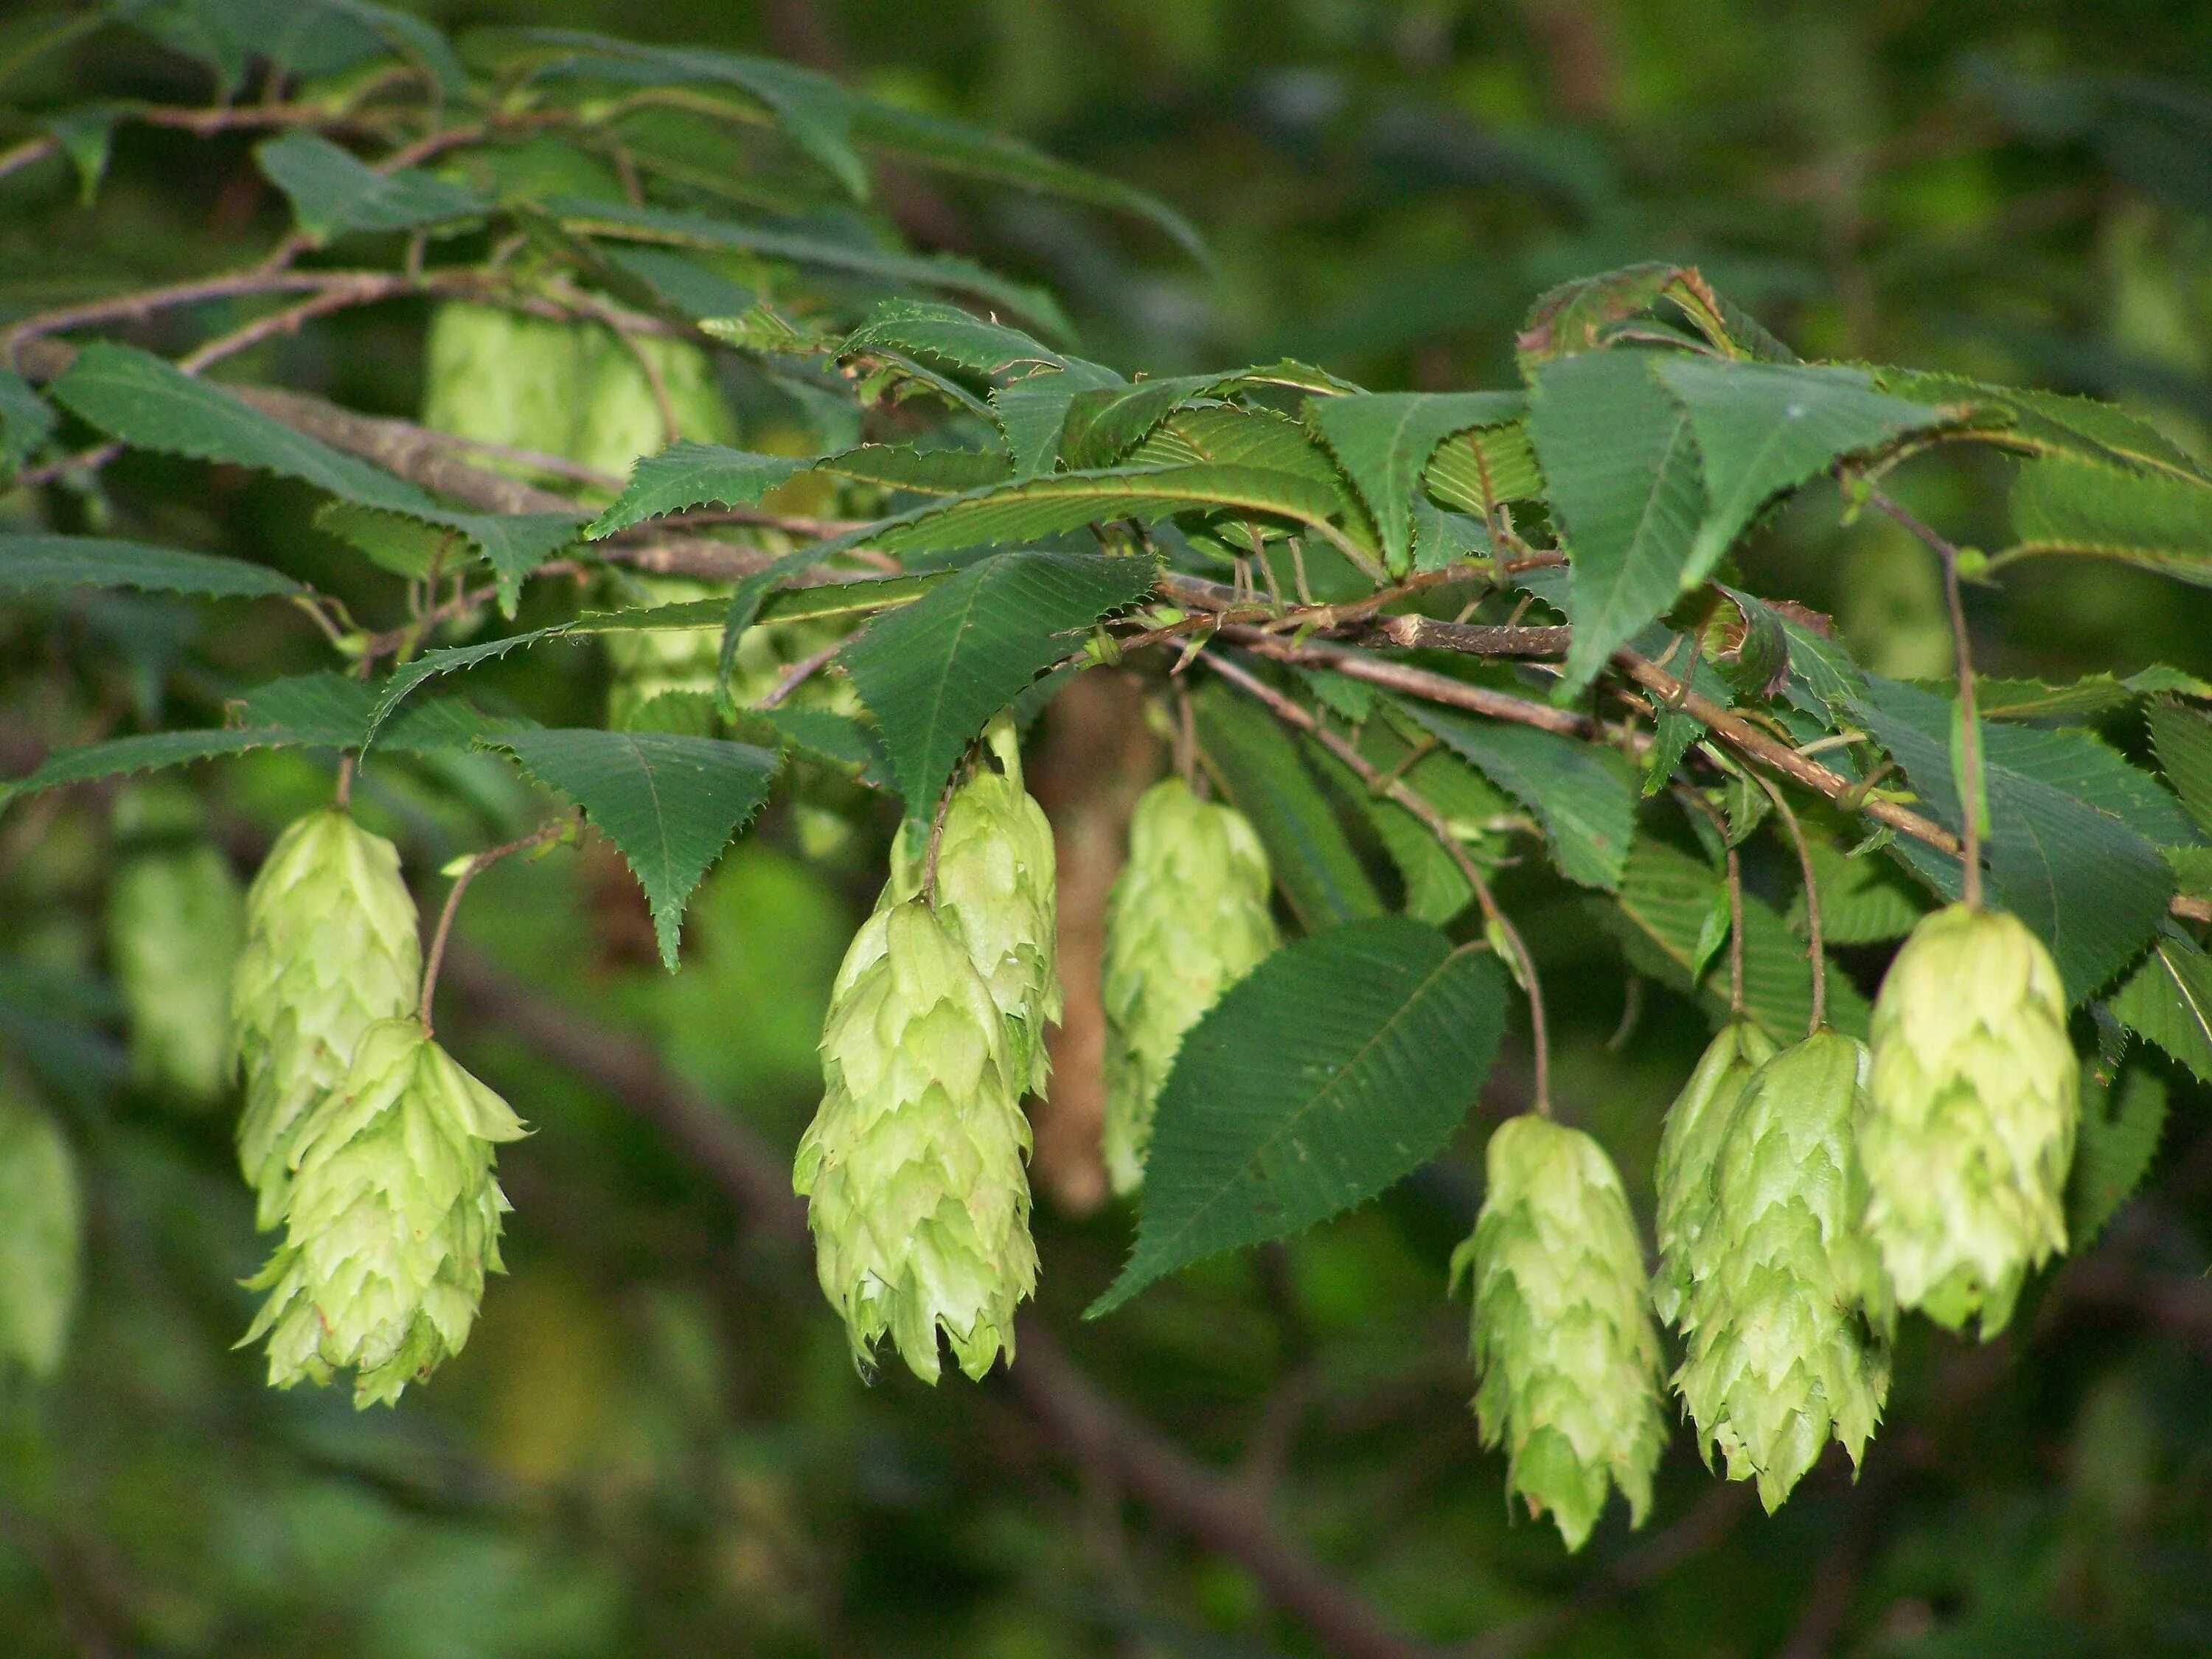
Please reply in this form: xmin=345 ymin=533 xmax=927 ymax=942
xmin=3 ymin=2 xmax=2212 ymax=1656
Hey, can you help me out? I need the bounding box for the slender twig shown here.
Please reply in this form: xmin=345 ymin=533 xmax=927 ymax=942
xmin=174 ymin=276 xmax=417 ymax=373
xmin=1869 ymin=488 xmax=1984 ymax=907
xmin=1725 ymin=841 xmax=1746 ymax=1018
xmin=418 ymin=819 xmax=571 ymax=1034
xmin=1674 ymin=787 xmax=1746 ymax=1017
xmin=0 ymin=135 xmax=58 ymax=184
xmin=921 ymin=775 xmax=957 ymax=902
xmin=1206 ymin=650 xmax=1552 ymax=1113
xmin=1223 ymin=628 xmax=1594 ymax=738
xmin=1750 ymin=770 xmax=1826 ymax=1033
xmin=754 ymin=641 xmax=842 ymax=710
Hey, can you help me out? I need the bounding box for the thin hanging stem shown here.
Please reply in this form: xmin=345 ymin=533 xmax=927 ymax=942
xmin=1871 ymin=488 xmax=1984 ymax=908
xmin=1750 ymin=771 xmax=1826 ymax=1034
xmin=1172 ymin=681 xmax=1200 ymax=789
xmin=419 ymin=818 xmax=571 ymax=1034
xmin=1205 ymin=650 xmax=1553 ymax=1114
xmin=1674 ymin=786 xmax=1745 ymax=1018
xmin=1725 ymin=842 xmax=1746 ymax=1018
xmin=920 ymin=773 xmax=959 ymax=904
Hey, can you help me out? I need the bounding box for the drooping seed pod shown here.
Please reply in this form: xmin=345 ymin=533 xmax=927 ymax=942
xmin=1651 ymin=1018 xmax=1778 ymax=1330
xmin=1098 ymin=776 xmax=1279 ymax=1194
xmin=1674 ymin=1029 xmax=1892 ymax=1511
xmin=1454 ymin=1114 xmax=1667 ymax=1552
xmin=884 ymin=720 xmax=1062 ymax=1096
xmin=243 ymin=1018 xmax=525 ymax=1408
xmin=796 ymin=898 xmax=1038 ymax=1382
xmin=421 ymin=303 xmax=588 ymax=469
xmin=1863 ymin=902 xmax=2079 ymax=1338
xmin=571 ymin=325 xmax=735 ymax=479
xmin=108 ymin=837 xmax=246 ymax=1107
xmin=230 ymin=810 xmax=422 ymax=1230
xmin=0 ymin=1075 xmax=80 ymax=1379
xmin=420 ymin=302 xmax=732 ymax=480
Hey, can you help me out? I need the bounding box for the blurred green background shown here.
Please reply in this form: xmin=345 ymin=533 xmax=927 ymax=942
xmin=4 ymin=1 xmax=2212 ymax=1655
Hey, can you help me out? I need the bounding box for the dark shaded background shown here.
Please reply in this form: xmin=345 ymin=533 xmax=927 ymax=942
xmin=4 ymin=1 xmax=2212 ymax=1655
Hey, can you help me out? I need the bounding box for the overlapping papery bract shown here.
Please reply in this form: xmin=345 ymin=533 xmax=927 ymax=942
xmin=243 ymin=1018 xmax=524 ymax=1408
xmin=1099 ymin=777 xmax=1279 ymax=1194
xmin=0 ymin=1075 xmax=80 ymax=1379
xmin=1455 ymin=1114 xmax=1666 ymax=1552
xmin=1863 ymin=903 xmax=2079 ymax=1338
xmin=109 ymin=838 xmax=246 ymax=1106
xmin=1674 ymin=1029 xmax=1892 ymax=1510
xmin=796 ymin=899 xmax=1038 ymax=1382
xmin=230 ymin=810 xmax=422 ymax=1230
xmin=421 ymin=300 xmax=733 ymax=479
xmin=1652 ymin=1018 xmax=1777 ymax=1330
xmin=883 ymin=720 xmax=1062 ymax=1096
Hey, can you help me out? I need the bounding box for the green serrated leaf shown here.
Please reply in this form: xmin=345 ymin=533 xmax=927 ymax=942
xmin=1304 ymin=392 xmax=1524 ymax=577
xmin=839 ymin=549 xmax=1154 ymax=812
xmin=52 ymin=342 xmax=437 ymax=513
xmin=254 ymin=131 xmax=490 ymax=241
xmin=867 ymin=462 xmax=1352 ymax=563
xmin=844 ymin=98 xmax=1208 ymax=268
xmin=48 ymin=344 xmax=580 ymax=602
xmin=842 ymin=297 xmax=1081 ymax=380
xmin=1423 ymin=420 xmax=1543 ymax=517
xmin=2148 ymin=698 xmax=2212 ymax=840
xmin=1400 ymin=702 xmax=1633 ymax=891
xmin=1598 ymin=834 xmax=1870 ymax=1043
xmin=2107 ymin=933 xmax=2212 ymax=1085
xmin=0 ymin=367 xmax=55 ymax=473
xmin=549 ymin=195 xmax=1068 ymax=338
xmin=1088 ymin=919 xmax=1506 ymax=1317
xmin=1655 ymin=360 xmax=1950 ymax=585
xmin=1192 ymin=682 xmax=1382 ymax=931
xmin=0 ymin=533 xmax=302 ymax=599
xmin=813 ymin=444 xmax=1010 ymax=498
xmin=493 ymin=728 xmax=777 ymax=968
xmin=2002 ymin=451 xmax=2212 ymax=585
xmin=585 ymin=442 xmax=809 ymax=538
xmin=1856 ymin=676 xmax=2175 ymax=999
xmin=1 ymin=729 xmax=303 ymax=806
xmin=2067 ymin=1065 xmax=2168 ymax=1252
xmin=1529 ymin=351 xmax=1709 ymax=694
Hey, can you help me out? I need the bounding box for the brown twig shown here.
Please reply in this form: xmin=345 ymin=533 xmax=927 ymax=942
xmin=418 ymin=820 xmax=572 ymax=1034
xmin=754 ymin=641 xmax=843 ymax=710
xmin=1749 ymin=768 xmax=1827 ymax=1032
xmin=1222 ymin=627 xmax=1595 ymax=739
xmin=1869 ymin=488 xmax=1984 ymax=908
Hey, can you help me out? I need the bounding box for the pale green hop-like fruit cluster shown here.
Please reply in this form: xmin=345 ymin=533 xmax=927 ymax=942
xmin=1099 ymin=776 xmax=1279 ymax=1194
xmin=1863 ymin=902 xmax=2079 ymax=1338
xmin=1674 ymin=1029 xmax=1892 ymax=1511
xmin=244 ymin=1018 xmax=525 ymax=1408
xmin=421 ymin=301 xmax=734 ymax=480
xmin=231 ymin=810 xmax=422 ymax=1230
xmin=796 ymin=899 xmax=1039 ymax=1383
xmin=1651 ymin=1018 xmax=1776 ymax=1329
xmin=1456 ymin=1114 xmax=1667 ymax=1552
xmin=883 ymin=720 xmax=1062 ymax=1096
xmin=0 ymin=1075 xmax=80 ymax=1379
xmin=109 ymin=838 xmax=246 ymax=1106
